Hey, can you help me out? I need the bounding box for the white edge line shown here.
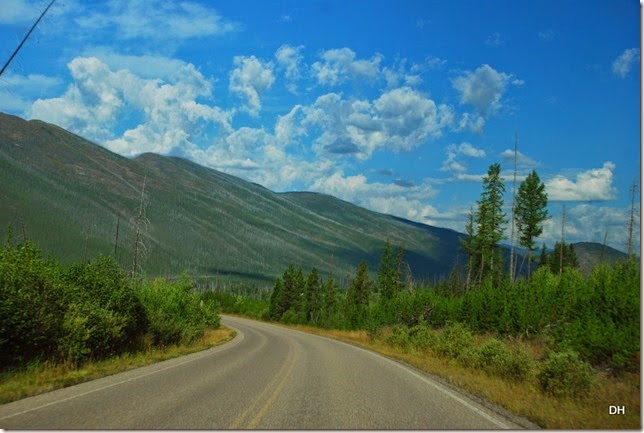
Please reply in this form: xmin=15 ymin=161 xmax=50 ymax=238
xmin=0 ymin=328 xmax=245 ymax=421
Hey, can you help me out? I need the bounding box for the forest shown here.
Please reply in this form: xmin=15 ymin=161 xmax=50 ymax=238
xmin=212 ymin=164 xmax=640 ymax=401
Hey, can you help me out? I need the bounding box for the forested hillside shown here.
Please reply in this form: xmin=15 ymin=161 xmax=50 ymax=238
xmin=0 ymin=112 xmax=464 ymax=284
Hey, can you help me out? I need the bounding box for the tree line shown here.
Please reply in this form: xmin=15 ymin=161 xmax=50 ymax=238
xmin=257 ymin=163 xmax=639 ymax=374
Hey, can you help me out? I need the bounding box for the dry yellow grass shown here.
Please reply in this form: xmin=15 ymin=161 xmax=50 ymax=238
xmin=288 ymin=323 xmax=640 ymax=429
xmin=0 ymin=326 xmax=235 ymax=404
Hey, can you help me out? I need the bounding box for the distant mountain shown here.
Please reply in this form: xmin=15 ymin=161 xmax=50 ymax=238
xmin=572 ymin=242 xmax=630 ymax=275
xmin=0 ymin=112 xmax=467 ymax=285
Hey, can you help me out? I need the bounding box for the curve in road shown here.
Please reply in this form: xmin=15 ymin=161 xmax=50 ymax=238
xmin=0 ymin=315 xmax=531 ymax=429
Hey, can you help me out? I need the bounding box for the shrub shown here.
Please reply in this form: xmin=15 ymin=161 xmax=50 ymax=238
xmin=386 ymin=325 xmax=412 ymax=350
xmin=477 ymin=338 xmax=510 ymax=375
xmin=137 ymin=277 xmax=212 ymax=346
xmin=0 ymin=240 xmax=65 ymax=368
xmin=538 ymin=350 xmax=594 ymax=398
xmin=435 ymin=322 xmax=474 ymax=361
xmin=407 ymin=322 xmax=436 ymax=351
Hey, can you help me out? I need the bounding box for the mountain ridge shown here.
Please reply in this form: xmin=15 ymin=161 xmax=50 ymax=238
xmin=0 ymin=112 xmax=465 ymax=284
xmin=0 ymin=112 xmax=627 ymax=285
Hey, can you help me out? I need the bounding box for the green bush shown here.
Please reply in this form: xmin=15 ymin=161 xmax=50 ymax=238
xmin=476 ymin=338 xmax=533 ymax=382
xmin=477 ymin=338 xmax=510 ymax=374
xmin=435 ymin=322 xmax=474 ymax=361
xmin=538 ymin=350 xmax=594 ymax=398
xmin=137 ymin=277 xmax=215 ymax=346
xmin=407 ymin=322 xmax=436 ymax=351
xmin=60 ymin=256 xmax=147 ymax=362
xmin=386 ymin=325 xmax=412 ymax=350
xmin=0 ymin=240 xmax=65 ymax=368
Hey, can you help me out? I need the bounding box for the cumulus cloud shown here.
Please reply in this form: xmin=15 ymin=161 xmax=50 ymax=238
xmin=500 ymin=149 xmax=538 ymax=168
xmin=29 ymin=56 xmax=231 ymax=156
xmin=275 ymin=44 xmax=304 ymax=93
xmin=545 ymin=162 xmax=617 ymax=201
xmin=612 ymin=48 xmax=639 ymax=78
xmin=229 ymin=55 xmax=275 ymax=116
xmin=310 ymin=171 xmax=438 ymax=222
xmin=452 ymin=64 xmax=518 ymax=116
xmin=441 ymin=142 xmax=486 ymax=174
xmin=311 ymin=48 xmax=383 ymax=86
xmin=76 ymin=0 xmax=239 ymax=41
xmin=541 ymin=204 xmax=639 ymax=253
xmin=303 ymin=87 xmax=452 ymax=160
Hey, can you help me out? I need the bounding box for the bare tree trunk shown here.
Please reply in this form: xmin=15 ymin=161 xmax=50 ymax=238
xmin=559 ymin=205 xmax=566 ymax=276
xmin=626 ymin=181 xmax=638 ymax=256
xmin=509 ymin=131 xmax=518 ymax=282
xmin=131 ymin=176 xmax=147 ymax=281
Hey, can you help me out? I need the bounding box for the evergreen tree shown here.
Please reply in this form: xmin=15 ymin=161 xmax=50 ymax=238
xmin=474 ymin=163 xmax=507 ymax=283
xmin=538 ymin=241 xmax=579 ymax=274
xmin=345 ymin=261 xmax=371 ymax=329
xmin=304 ymin=267 xmax=322 ymax=324
xmin=461 ymin=206 xmax=478 ymax=289
xmin=321 ymin=275 xmax=339 ymax=328
xmin=377 ymin=240 xmax=401 ymax=300
xmin=280 ymin=264 xmax=305 ymax=317
xmin=514 ymin=170 xmax=548 ymax=278
xmin=268 ymin=276 xmax=284 ymax=320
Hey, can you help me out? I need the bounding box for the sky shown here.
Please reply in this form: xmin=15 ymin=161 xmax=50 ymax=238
xmin=0 ymin=0 xmax=641 ymax=254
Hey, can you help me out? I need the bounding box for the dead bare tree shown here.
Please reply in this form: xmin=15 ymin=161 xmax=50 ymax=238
xmin=509 ymin=131 xmax=518 ymax=282
xmin=626 ymin=181 xmax=638 ymax=256
xmin=131 ymin=176 xmax=149 ymax=281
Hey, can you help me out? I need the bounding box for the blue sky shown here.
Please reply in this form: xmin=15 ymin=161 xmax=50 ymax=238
xmin=0 ymin=0 xmax=640 ymax=253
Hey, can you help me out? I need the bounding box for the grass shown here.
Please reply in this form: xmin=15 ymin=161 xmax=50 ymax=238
xmin=0 ymin=326 xmax=235 ymax=405
xmin=284 ymin=323 xmax=640 ymax=429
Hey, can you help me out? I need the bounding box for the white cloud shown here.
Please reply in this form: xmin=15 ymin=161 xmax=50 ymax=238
xmin=456 ymin=112 xmax=486 ymax=134
xmin=441 ymin=142 xmax=486 ymax=174
xmin=76 ymin=0 xmax=239 ymax=41
xmin=541 ymin=204 xmax=639 ymax=253
xmin=311 ymin=48 xmax=383 ymax=86
xmin=612 ymin=48 xmax=639 ymax=78
xmin=500 ymin=149 xmax=538 ymax=168
xmin=229 ymin=55 xmax=275 ymax=116
xmin=275 ymin=44 xmax=304 ymax=84
xmin=309 ymin=171 xmax=438 ymax=222
xmin=545 ymin=162 xmax=617 ymax=202
xmin=452 ymin=64 xmax=517 ymax=116
xmin=303 ymin=87 xmax=451 ymax=160
xmin=29 ymin=56 xmax=231 ymax=156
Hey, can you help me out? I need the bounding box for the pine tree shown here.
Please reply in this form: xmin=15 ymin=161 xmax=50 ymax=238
xmin=280 ymin=264 xmax=305 ymax=318
xmin=304 ymin=267 xmax=322 ymax=324
xmin=268 ymin=277 xmax=285 ymax=320
xmin=514 ymin=170 xmax=548 ymax=278
xmin=321 ymin=275 xmax=339 ymax=328
xmin=377 ymin=240 xmax=401 ymax=300
xmin=461 ymin=206 xmax=478 ymax=289
xmin=345 ymin=261 xmax=371 ymax=329
xmin=474 ymin=163 xmax=507 ymax=283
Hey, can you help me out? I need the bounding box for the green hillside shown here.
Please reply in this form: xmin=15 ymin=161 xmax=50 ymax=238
xmin=0 ymin=112 xmax=466 ymax=286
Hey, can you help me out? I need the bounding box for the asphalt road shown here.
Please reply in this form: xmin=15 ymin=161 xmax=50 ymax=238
xmin=0 ymin=315 xmax=530 ymax=429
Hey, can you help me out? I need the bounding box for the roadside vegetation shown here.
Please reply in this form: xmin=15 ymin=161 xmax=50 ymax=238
xmin=0 ymin=229 xmax=229 ymax=403
xmin=212 ymin=163 xmax=640 ymax=429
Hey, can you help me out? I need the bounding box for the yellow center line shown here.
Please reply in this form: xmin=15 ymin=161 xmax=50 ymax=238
xmin=246 ymin=347 xmax=297 ymax=428
xmin=228 ymin=342 xmax=296 ymax=429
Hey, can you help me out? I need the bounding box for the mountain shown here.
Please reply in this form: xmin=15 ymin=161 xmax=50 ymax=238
xmin=0 ymin=112 xmax=467 ymax=286
xmin=572 ymin=242 xmax=630 ymax=275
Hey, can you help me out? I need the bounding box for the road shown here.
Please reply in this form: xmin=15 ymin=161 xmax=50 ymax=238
xmin=0 ymin=315 xmax=530 ymax=429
